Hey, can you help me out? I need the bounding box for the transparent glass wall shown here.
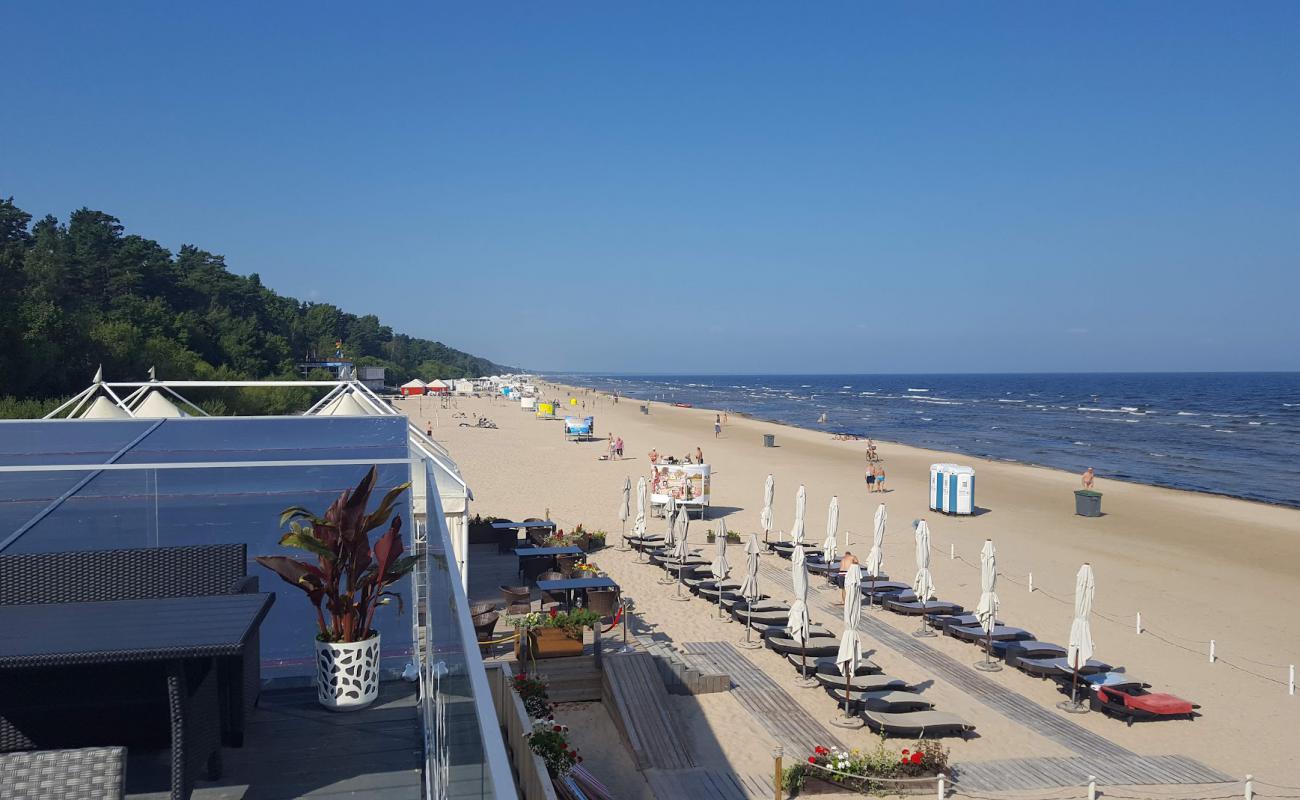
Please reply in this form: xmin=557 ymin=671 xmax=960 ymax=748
xmin=0 ymin=416 xmax=415 ymax=680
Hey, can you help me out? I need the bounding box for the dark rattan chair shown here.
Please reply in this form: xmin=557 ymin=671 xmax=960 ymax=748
xmin=473 ymin=611 xmax=501 ymax=657
xmin=500 ymin=585 xmax=532 ymax=614
xmin=538 ymin=571 xmax=565 ymax=608
xmin=585 ymin=588 xmax=619 ymax=620
xmin=556 ymin=554 xmax=583 ymax=578
xmin=0 ymin=544 xmax=260 ymax=749
xmin=470 ymin=601 xmax=497 ymax=618
xmin=0 ymin=746 xmax=126 ymax=800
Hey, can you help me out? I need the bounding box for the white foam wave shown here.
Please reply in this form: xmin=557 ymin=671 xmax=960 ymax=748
xmin=907 ymin=388 xmax=930 ymax=393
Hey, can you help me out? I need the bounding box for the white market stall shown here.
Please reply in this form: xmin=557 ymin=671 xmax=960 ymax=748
xmin=650 ymin=462 xmax=711 ymax=518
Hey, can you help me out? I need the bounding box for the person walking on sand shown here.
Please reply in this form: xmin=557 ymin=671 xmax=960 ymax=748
xmin=714 ymin=414 xmax=722 ymax=438
xmin=695 ymin=446 xmax=704 ymax=464
xmin=874 ymin=464 xmax=886 ymax=493
xmin=615 ymin=436 xmax=624 ymax=458
xmin=865 ymin=465 xmax=876 ymax=492
xmin=649 ymin=448 xmax=659 ymax=465
xmin=836 ymin=551 xmax=859 ymax=604
xmin=1082 ymin=467 xmax=1095 ymax=489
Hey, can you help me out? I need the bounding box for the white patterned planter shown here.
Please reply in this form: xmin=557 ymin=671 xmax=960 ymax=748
xmin=315 ymin=634 xmax=381 ymax=711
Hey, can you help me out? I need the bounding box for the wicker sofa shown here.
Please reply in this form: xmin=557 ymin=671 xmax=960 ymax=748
xmin=0 ymin=543 xmax=262 ymax=748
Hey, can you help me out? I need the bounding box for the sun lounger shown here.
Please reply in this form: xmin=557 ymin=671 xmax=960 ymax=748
xmin=814 ymin=671 xmax=913 ymax=692
xmin=728 ymin=597 xmax=788 ymax=613
xmin=990 ymin=639 xmax=1066 ymax=659
xmin=735 ymin=608 xmax=799 ymax=627
xmin=860 ymin=580 xmax=910 ymax=595
xmin=882 ymin=597 xmax=964 ymax=616
xmin=1012 ymin=655 xmax=1113 ymax=677
xmin=947 ymin=624 xmax=1035 ymax=643
xmin=1058 ymin=671 xmax=1148 ymax=692
xmin=863 ymin=709 xmax=974 ymax=738
xmin=827 ymin=689 xmax=934 ymax=712
xmin=788 ymin=654 xmax=879 ymax=677
xmin=1091 ymin=685 xmax=1198 ymax=725
xmin=763 ymin=630 xmax=839 ymax=657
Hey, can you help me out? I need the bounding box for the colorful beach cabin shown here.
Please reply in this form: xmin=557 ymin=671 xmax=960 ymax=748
xmin=426 ymin=379 xmax=450 ymax=395
xmin=400 ymin=378 xmax=428 ymax=396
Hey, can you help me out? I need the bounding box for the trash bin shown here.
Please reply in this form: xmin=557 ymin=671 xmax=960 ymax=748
xmin=1074 ymin=490 xmax=1103 ymax=517
xmin=640 ymin=404 xmax=648 ymax=415
xmin=763 ymin=434 xmax=775 ymax=448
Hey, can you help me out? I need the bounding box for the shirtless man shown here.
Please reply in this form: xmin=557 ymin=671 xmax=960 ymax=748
xmin=837 ymin=551 xmax=860 ymax=604
xmin=649 ymin=448 xmax=659 ymax=465
xmin=1082 ymin=467 xmax=1095 ymax=489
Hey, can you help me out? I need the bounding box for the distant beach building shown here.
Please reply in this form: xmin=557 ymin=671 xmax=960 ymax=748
xmin=453 ymin=379 xmax=475 ymax=395
xmin=426 ymin=378 xmax=450 ymax=394
xmin=358 ymin=365 xmax=385 ymax=391
xmin=400 ymin=378 xmax=428 ymax=396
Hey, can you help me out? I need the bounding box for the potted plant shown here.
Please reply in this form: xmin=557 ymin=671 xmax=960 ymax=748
xmin=256 ymin=466 xmax=417 ymax=711
xmin=783 ymin=740 xmax=949 ymax=796
xmin=587 ymin=530 xmax=607 ymax=551
xmin=571 ymin=524 xmax=591 ymax=551
xmin=511 ymin=608 xmax=601 ymax=660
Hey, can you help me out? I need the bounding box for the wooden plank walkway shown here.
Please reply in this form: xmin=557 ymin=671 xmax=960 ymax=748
xmin=954 ymin=754 xmax=1235 ymax=792
xmin=602 ymin=652 xmax=696 ymax=771
xmin=644 ymin=767 xmax=752 ymax=800
xmin=687 ymin=641 xmax=845 ymax=758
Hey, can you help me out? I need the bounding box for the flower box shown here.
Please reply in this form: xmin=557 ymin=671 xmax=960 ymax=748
xmin=517 ymin=627 xmax=584 ymax=660
xmin=806 ymin=774 xmax=939 ymax=796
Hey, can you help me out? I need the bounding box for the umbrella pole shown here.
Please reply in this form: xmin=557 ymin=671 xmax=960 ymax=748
xmin=975 ymin=626 xmax=1002 ymax=672
xmin=913 ymin=599 xmax=935 ymax=637
xmin=618 ymin=519 xmax=629 ymax=551
xmin=1057 ymin=657 xmax=1090 ymax=713
xmin=672 ymin=556 xmax=690 ymax=601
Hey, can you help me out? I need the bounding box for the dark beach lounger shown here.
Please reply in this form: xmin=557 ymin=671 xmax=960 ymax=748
xmin=1056 ymin=671 xmax=1148 ymax=693
xmin=990 ymin=639 xmax=1066 ymax=659
xmin=814 ymin=671 xmax=913 ymax=692
xmin=1090 ymin=685 xmax=1199 ymax=725
xmin=860 ymin=580 xmax=911 ymax=595
xmin=947 ymin=624 xmax=1034 ymax=643
xmin=863 ymin=710 xmax=974 ymax=738
xmin=828 ymin=689 xmax=934 ymax=713
xmin=763 ymin=631 xmax=839 ymax=657
xmin=1013 ymin=655 xmax=1113 ymax=677
xmin=788 ymin=654 xmax=880 ymax=677
xmin=883 ymin=597 xmax=964 ymax=616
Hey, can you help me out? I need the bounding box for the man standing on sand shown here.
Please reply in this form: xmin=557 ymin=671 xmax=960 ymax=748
xmin=1082 ymin=467 xmax=1095 ymax=489
xmin=695 ymin=446 xmax=704 ymax=464
xmin=714 ymin=414 xmax=722 ymax=438
xmin=837 ymin=551 xmax=860 ymax=604
xmin=615 ymin=436 xmax=624 ymax=458
xmin=874 ymin=464 xmax=886 ymax=493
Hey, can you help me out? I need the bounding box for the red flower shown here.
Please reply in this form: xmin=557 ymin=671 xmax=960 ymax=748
xmin=911 ymin=752 xmax=923 ymax=764
xmin=808 ymin=757 xmax=817 ymax=764
xmin=814 ymin=746 xmax=827 ymax=755
xmin=560 ymin=743 xmax=567 ymax=750
xmin=553 ymin=725 xmax=562 ymax=732
xmin=548 ymin=608 xmax=558 ymax=619
xmin=901 ymin=749 xmax=910 ymax=755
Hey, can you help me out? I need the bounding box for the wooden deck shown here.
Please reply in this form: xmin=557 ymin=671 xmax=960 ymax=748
xmin=954 ymin=754 xmax=1235 ymax=792
xmin=602 ymin=652 xmax=695 ymax=771
xmin=126 ymin=681 xmax=422 ymax=799
xmin=686 ymin=641 xmax=845 ymax=758
xmin=643 ymin=766 xmax=753 ymax=800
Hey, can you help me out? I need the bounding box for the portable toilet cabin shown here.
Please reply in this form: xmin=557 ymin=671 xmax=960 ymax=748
xmin=929 ymin=463 xmax=954 ymax=511
xmin=942 ymin=465 xmax=976 ymax=515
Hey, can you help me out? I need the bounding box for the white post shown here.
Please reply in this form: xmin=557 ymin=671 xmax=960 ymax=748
xmin=1209 ymin=640 xmax=1216 ymax=663
xmin=1289 ymin=665 xmax=1295 ymax=696
xmin=1136 ymin=611 xmax=1142 ymax=635
xmin=1087 ymin=775 xmax=1097 ymax=800
xmin=1028 ymin=572 xmax=1034 ymax=593
xmin=936 ymin=772 xmax=945 ymax=800
xmin=1245 ymin=774 xmax=1254 ymax=800
xmin=950 ymin=543 xmax=954 ymax=560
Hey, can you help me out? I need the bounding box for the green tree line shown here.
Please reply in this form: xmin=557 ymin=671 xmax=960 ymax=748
xmin=0 ymin=194 xmax=509 ymax=405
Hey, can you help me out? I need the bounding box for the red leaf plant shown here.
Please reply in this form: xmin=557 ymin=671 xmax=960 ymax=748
xmin=256 ymin=466 xmax=417 ymax=643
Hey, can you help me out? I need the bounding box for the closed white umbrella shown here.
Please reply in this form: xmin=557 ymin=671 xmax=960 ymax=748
xmin=912 ymin=520 xmax=936 ymax=637
xmin=974 ymin=539 xmax=1001 ymax=671
xmin=671 ymin=506 xmax=691 ymax=600
xmin=822 ymin=496 xmax=839 ymax=564
xmin=760 ymin=474 xmax=775 ymax=542
xmin=738 ymin=533 xmax=762 ymax=649
xmin=791 ymin=485 xmax=807 ymax=545
xmin=1062 ymin=563 xmax=1096 ymax=710
xmin=657 ymin=496 xmax=678 ymax=583
xmin=633 ymin=477 xmax=647 ymax=536
xmin=835 ymin=563 xmax=864 ymax=723
xmin=865 ymin=503 xmax=887 ymax=609
xmin=788 ymin=546 xmax=816 ymax=685
xmin=711 ymin=517 xmax=732 ymax=619
xmin=618 ymin=477 xmax=631 ymax=548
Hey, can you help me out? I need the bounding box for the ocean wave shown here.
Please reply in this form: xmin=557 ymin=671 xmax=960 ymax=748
xmin=997 ymin=399 xmax=1025 ymax=403
xmin=1176 ymin=411 xmax=1198 ymax=416
xmin=907 ymin=388 xmax=930 ymax=393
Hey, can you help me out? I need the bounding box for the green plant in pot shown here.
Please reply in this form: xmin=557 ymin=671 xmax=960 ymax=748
xmin=256 ymin=466 xmax=417 ymax=711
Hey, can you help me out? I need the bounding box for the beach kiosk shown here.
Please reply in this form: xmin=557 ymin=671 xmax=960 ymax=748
xmin=520 ymin=396 xmax=537 ymax=412
xmin=931 ymin=463 xmax=976 ymax=515
xmin=535 ymin=401 xmax=557 ymax=419
xmin=400 ymin=378 xmax=428 ymax=397
xmin=563 ymin=416 xmax=595 ymax=441
xmin=650 ymin=463 xmax=711 ymax=518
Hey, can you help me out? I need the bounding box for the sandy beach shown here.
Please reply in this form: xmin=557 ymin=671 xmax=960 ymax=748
xmin=404 ymin=385 xmax=1300 ymax=794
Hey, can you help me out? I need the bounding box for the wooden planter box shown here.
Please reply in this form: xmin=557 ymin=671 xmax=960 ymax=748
xmin=515 ymin=628 xmax=584 ymax=660
xmin=806 ymin=774 xmax=939 ymax=796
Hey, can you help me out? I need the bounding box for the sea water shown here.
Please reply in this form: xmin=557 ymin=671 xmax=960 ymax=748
xmin=550 ymin=372 xmax=1300 ymax=508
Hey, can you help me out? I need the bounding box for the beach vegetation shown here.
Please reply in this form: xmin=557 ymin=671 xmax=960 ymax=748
xmin=509 ymin=607 xmax=602 ymax=639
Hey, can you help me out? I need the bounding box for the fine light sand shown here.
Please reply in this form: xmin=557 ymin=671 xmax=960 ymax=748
xmin=403 ymin=385 xmax=1300 ymax=790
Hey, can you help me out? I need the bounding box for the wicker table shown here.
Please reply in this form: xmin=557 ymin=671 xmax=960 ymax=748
xmin=0 ymin=593 xmax=274 ymax=800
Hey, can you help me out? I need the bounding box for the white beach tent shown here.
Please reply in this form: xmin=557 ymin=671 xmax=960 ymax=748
xmin=132 ymin=390 xmax=185 ymax=418
xmin=317 ymin=391 xmax=371 ymax=417
xmin=79 ymin=395 xmax=130 ymax=419
xmin=400 ymin=379 xmax=428 ymax=396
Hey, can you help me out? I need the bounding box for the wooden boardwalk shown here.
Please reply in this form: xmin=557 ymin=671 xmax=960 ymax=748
xmin=954 ymin=754 xmax=1235 ymax=792
xmin=687 ymin=641 xmax=845 ymax=758
xmin=644 ymin=767 xmax=753 ymax=800
xmin=602 ymin=652 xmax=696 ymax=770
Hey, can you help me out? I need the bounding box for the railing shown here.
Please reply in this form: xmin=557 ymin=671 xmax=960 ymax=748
xmin=415 ymin=456 xmax=515 ymax=800
xmin=485 ymin=663 xmax=559 ymax=800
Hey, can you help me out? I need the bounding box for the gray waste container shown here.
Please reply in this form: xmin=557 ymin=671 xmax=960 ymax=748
xmin=640 ymin=404 xmax=648 ymax=415
xmin=763 ymin=434 xmax=775 ymax=448
xmin=1074 ymin=490 xmax=1103 ymax=517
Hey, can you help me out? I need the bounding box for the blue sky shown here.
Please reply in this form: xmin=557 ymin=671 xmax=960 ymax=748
xmin=4 ymin=2 xmax=1298 ymax=373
